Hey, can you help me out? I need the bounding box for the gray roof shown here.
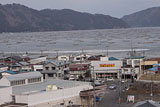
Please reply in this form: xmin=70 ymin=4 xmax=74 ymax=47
xmin=133 ymin=100 xmax=160 ymax=107
xmin=45 ymin=60 xmax=70 ymax=67
xmin=12 ymin=79 xmax=91 ymax=95
xmin=41 ymin=70 xmax=63 ymax=74
xmin=5 ymin=72 xmax=42 ymax=81
xmin=18 ymin=61 xmax=29 ymax=66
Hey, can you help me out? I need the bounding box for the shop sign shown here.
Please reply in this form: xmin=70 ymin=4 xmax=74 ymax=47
xmin=99 ymin=64 xmax=115 ymax=67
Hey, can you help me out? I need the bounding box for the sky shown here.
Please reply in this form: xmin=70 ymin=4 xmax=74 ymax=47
xmin=1 ymin=0 xmax=160 ymax=18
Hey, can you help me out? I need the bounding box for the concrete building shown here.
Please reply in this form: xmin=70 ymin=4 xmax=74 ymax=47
xmin=0 ymin=72 xmax=43 ymax=86
xmin=0 ymin=72 xmax=92 ymax=107
xmin=91 ymin=57 xmax=122 ymax=80
xmin=0 ymin=86 xmax=12 ymax=105
xmin=121 ymin=56 xmax=144 ymax=79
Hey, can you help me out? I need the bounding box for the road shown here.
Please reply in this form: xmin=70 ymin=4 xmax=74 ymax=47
xmin=97 ymin=80 xmax=134 ymax=107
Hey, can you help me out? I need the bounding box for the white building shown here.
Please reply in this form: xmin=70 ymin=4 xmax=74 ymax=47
xmin=33 ymin=65 xmax=43 ymax=71
xmin=58 ymin=55 xmax=70 ymax=61
xmin=0 ymin=72 xmax=92 ymax=107
xmin=91 ymin=57 xmax=122 ymax=80
xmin=29 ymin=56 xmax=47 ymax=65
xmin=0 ymin=86 xmax=12 ymax=105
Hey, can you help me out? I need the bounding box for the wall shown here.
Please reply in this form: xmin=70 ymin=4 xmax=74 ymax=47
xmin=15 ymin=84 xmax=92 ymax=107
xmin=0 ymin=76 xmax=10 ymax=86
xmin=91 ymin=61 xmax=122 ymax=72
xmin=0 ymin=87 xmax=12 ymax=105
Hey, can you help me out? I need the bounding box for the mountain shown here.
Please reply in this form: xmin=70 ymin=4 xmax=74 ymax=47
xmin=0 ymin=3 xmax=129 ymax=33
xmin=122 ymin=7 xmax=160 ymax=27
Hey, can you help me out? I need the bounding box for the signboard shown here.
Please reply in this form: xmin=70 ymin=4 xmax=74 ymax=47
xmin=100 ymin=64 xmax=115 ymax=67
xmin=127 ymin=95 xmax=134 ymax=103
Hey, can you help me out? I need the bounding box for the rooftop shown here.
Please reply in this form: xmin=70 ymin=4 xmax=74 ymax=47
xmin=5 ymin=71 xmax=42 ymax=81
xmin=12 ymin=79 xmax=91 ymax=95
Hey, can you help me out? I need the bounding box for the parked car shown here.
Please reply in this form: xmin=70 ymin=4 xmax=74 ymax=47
xmin=107 ymin=77 xmax=114 ymax=81
xmin=109 ymin=84 xmax=117 ymax=90
xmin=121 ymin=80 xmax=127 ymax=83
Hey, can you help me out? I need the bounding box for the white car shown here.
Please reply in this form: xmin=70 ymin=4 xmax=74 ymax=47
xmin=107 ymin=78 xmax=114 ymax=81
xmin=109 ymin=84 xmax=117 ymax=89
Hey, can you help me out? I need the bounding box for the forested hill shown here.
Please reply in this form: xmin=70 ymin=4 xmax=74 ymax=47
xmin=0 ymin=3 xmax=129 ymax=33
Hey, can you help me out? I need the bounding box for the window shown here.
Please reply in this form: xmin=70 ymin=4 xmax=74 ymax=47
xmin=76 ymin=57 xmax=80 ymax=60
xmin=52 ymin=67 xmax=56 ymax=70
xmin=11 ymin=80 xmax=25 ymax=86
xmin=45 ymin=67 xmax=49 ymax=70
xmin=36 ymin=69 xmax=43 ymax=71
xmin=28 ymin=77 xmax=41 ymax=83
xmin=48 ymin=74 xmax=53 ymax=77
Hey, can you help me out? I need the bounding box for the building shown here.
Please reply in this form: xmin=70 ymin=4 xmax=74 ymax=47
xmin=0 ymin=63 xmax=8 ymax=72
xmin=91 ymin=57 xmax=122 ymax=80
xmin=139 ymin=58 xmax=160 ymax=74
xmin=0 ymin=72 xmax=43 ymax=86
xmin=0 ymin=70 xmax=16 ymax=76
xmin=0 ymin=72 xmax=93 ymax=107
xmin=58 ymin=55 xmax=70 ymax=61
xmin=29 ymin=56 xmax=47 ymax=65
xmin=69 ymin=63 xmax=90 ymax=80
xmin=121 ymin=56 xmax=144 ymax=79
xmin=73 ymin=54 xmax=90 ymax=62
xmin=33 ymin=65 xmax=43 ymax=72
xmin=42 ymin=61 xmax=65 ymax=79
xmin=0 ymin=86 xmax=12 ymax=105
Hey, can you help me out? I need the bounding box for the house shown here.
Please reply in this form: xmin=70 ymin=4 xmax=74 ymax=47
xmin=18 ymin=61 xmax=32 ymax=72
xmin=42 ymin=61 xmax=64 ymax=79
xmin=69 ymin=63 xmax=90 ymax=80
xmin=133 ymin=100 xmax=160 ymax=107
xmin=9 ymin=63 xmax=21 ymax=72
xmin=0 ymin=63 xmax=8 ymax=71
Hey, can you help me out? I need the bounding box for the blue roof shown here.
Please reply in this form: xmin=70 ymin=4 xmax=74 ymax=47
xmin=109 ymin=57 xmax=119 ymax=61
xmin=153 ymin=64 xmax=160 ymax=66
xmin=0 ymin=70 xmax=16 ymax=74
xmin=149 ymin=67 xmax=158 ymax=72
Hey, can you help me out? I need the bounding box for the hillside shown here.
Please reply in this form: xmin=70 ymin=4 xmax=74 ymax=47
xmin=122 ymin=7 xmax=160 ymax=27
xmin=0 ymin=3 xmax=129 ymax=33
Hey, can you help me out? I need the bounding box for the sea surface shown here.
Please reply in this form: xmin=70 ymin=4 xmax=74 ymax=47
xmin=0 ymin=27 xmax=160 ymax=58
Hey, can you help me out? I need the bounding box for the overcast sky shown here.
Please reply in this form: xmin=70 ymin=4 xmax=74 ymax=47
xmin=1 ymin=0 xmax=160 ymax=18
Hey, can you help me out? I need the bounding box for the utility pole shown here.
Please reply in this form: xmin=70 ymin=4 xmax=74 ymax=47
xmin=118 ymin=70 xmax=122 ymax=106
xmin=92 ymin=66 xmax=96 ymax=107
